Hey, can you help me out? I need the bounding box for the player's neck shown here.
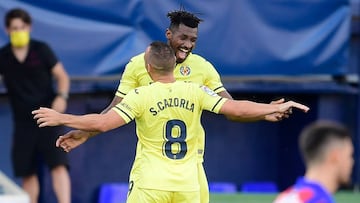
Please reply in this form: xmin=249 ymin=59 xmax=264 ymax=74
xmin=305 ymin=166 xmax=338 ymax=194
xmin=152 ymin=74 xmax=176 ymax=83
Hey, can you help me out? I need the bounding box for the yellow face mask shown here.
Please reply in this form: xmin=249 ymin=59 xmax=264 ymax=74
xmin=10 ymin=31 xmax=30 ymax=47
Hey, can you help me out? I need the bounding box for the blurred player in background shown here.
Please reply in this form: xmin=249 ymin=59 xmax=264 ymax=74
xmin=33 ymin=41 xmax=309 ymax=203
xmin=273 ymin=121 xmax=354 ymax=203
xmin=59 ymin=9 xmax=291 ymax=203
xmin=0 ymin=8 xmax=71 ymax=203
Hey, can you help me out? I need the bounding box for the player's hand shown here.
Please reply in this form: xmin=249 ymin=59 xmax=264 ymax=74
xmin=278 ymin=101 xmax=309 ymax=113
xmin=56 ymin=130 xmax=90 ymax=152
xmin=271 ymin=98 xmax=293 ymax=116
xmin=265 ymin=98 xmax=289 ymax=122
xmin=270 ymin=98 xmax=285 ymax=105
xmin=51 ymin=96 xmax=67 ymax=113
xmin=32 ymin=107 xmax=63 ymax=127
xmin=265 ymin=100 xmax=308 ymax=122
xmin=265 ymin=112 xmax=287 ymax=122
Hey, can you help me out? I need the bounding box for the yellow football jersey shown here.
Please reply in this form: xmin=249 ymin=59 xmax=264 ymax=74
xmin=116 ymin=52 xmax=226 ymax=163
xmin=112 ymin=81 xmax=227 ymax=191
xmin=116 ymin=52 xmax=225 ymax=97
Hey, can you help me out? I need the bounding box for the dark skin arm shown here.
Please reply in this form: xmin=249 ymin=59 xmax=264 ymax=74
xmin=101 ymin=95 xmax=123 ymax=114
xmin=217 ymin=90 xmax=233 ymax=100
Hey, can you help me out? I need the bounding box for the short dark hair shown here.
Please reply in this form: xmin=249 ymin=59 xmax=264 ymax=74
xmin=5 ymin=8 xmax=32 ymax=28
xmin=148 ymin=41 xmax=175 ymax=73
xmin=167 ymin=10 xmax=203 ymax=31
xmin=299 ymin=120 xmax=351 ymax=165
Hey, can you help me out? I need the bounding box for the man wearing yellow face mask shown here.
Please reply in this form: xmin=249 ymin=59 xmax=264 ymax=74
xmin=0 ymin=8 xmax=71 ymax=203
xmin=10 ymin=30 xmax=30 ymax=47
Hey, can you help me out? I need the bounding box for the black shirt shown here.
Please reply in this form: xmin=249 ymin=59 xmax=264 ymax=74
xmin=0 ymin=40 xmax=58 ymax=121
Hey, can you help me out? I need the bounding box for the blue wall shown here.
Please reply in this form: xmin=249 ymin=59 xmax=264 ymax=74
xmin=0 ymin=0 xmax=351 ymax=76
xmin=0 ymin=0 xmax=359 ymax=203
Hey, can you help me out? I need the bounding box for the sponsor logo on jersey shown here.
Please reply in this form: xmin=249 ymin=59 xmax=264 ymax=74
xmin=180 ymin=66 xmax=191 ymax=76
xmin=200 ymin=85 xmax=217 ymax=97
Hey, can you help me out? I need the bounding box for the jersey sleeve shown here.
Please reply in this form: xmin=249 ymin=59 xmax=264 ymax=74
xmin=39 ymin=42 xmax=58 ymax=69
xmin=112 ymin=88 xmax=143 ymax=123
xmin=197 ymin=85 xmax=227 ymax=113
xmin=115 ymin=59 xmax=138 ymax=98
xmin=203 ymin=61 xmax=226 ymax=93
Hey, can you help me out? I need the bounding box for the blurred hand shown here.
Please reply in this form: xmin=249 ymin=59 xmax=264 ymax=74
xmin=32 ymin=107 xmax=63 ymax=127
xmin=56 ymin=130 xmax=90 ymax=152
xmin=265 ymin=98 xmax=289 ymax=122
xmin=270 ymin=98 xmax=285 ymax=105
xmin=279 ymin=101 xmax=309 ymax=113
xmin=265 ymin=112 xmax=287 ymax=122
xmin=264 ymin=99 xmax=308 ymax=122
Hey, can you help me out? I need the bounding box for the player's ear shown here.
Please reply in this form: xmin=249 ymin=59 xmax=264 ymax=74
xmin=328 ymin=147 xmax=341 ymax=165
xmin=146 ymin=63 xmax=151 ymax=73
xmin=165 ymin=28 xmax=172 ymax=40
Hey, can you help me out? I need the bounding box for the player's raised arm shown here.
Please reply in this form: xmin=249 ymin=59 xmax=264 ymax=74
xmin=219 ymin=100 xmax=309 ymax=121
xmin=32 ymin=107 xmax=126 ymax=132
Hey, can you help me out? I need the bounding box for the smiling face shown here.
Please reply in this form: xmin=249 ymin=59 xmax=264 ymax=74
xmin=166 ymin=23 xmax=198 ymax=63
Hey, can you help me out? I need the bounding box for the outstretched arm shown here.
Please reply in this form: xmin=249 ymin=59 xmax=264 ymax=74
xmin=219 ymin=100 xmax=309 ymax=121
xmin=71 ymin=95 xmax=124 ymax=138
xmin=32 ymin=97 xmax=126 ymax=152
xmin=217 ymin=91 xmax=291 ymax=122
xmin=32 ymin=107 xmax=126 ymax=132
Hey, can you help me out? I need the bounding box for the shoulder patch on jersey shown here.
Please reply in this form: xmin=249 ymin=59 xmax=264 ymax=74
xmin=200 ymin=85 xmax=217 ymax=97
xmin=180 ymin=66 xmax=191 ymax=76
xmin=119 ymin=102 xmax=132 ymax=112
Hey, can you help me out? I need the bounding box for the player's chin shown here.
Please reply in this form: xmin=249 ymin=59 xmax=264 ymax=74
xmin=175 ymin=50 xmax=191 ymax=62
xmin=340 ymin=176 xmax=352 ymax=186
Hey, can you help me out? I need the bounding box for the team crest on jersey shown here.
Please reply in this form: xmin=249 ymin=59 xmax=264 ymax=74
xmin=200 ymin=85 xmax=217 ymax=97
xmin=180 ymin=66 xmax=191 ymax=76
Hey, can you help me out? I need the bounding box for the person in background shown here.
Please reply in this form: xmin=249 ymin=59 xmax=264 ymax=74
xmin=273 ymin=120 xmax=354 ymax=203
xmin=0 ymin=8 xmax=71 ymax=203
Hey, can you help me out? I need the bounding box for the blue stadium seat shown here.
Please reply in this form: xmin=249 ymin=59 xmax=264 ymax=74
xmin=209 ymin=182 xmax=237 ymax=193
xmin=241 ymin=181 xmax=278 ymax=193
xmin=98 ymin=183 xmax=129 ymax=203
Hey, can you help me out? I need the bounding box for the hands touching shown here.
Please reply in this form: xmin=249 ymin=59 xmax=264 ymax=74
xmin=265 ymin=98 xmax=309 ymax=122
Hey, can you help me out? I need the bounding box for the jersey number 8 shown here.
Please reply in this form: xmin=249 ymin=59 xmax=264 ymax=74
xmin=163 ymin=119 xmax=187 ymax=160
